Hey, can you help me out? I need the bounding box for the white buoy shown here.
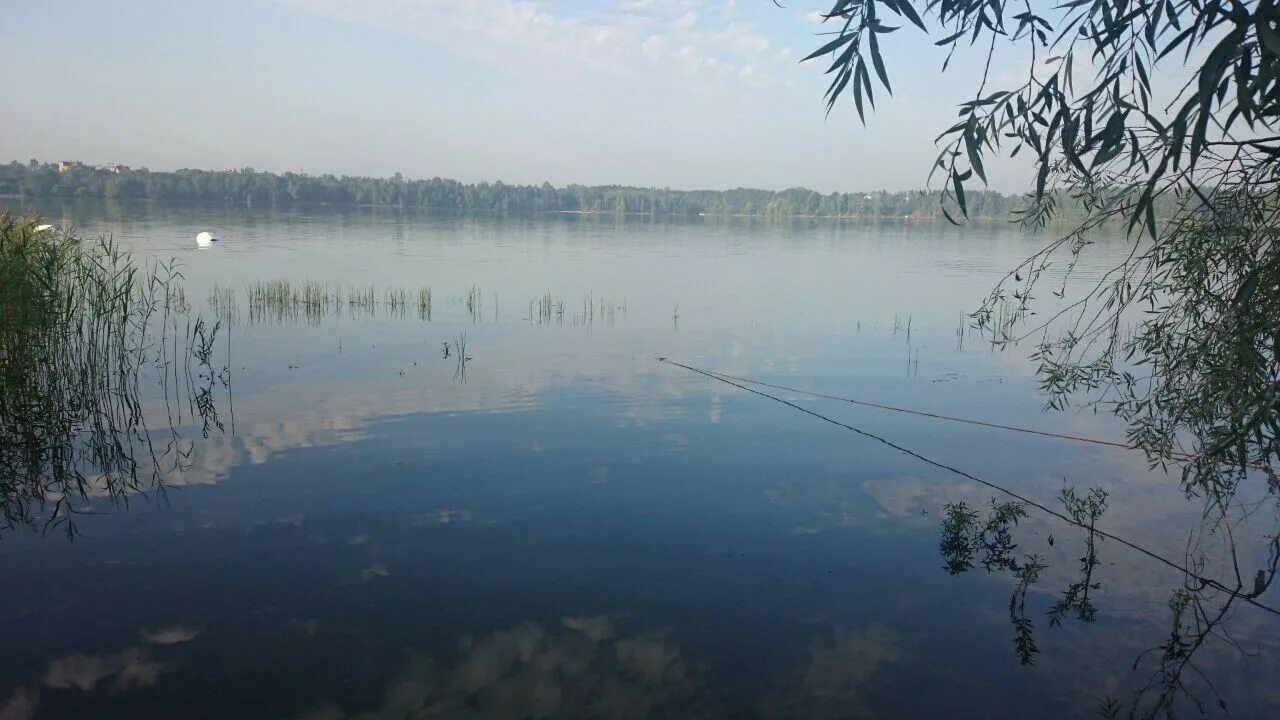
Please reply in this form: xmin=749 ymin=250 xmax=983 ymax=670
xmin=196 ymin=231 xmax=221 ymax=247
xmin=34 ymin=224 xmax=54 ymax=232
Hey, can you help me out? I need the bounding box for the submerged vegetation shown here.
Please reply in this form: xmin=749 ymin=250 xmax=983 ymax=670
xmin=0 ymin=214 xmax=229 ymax=536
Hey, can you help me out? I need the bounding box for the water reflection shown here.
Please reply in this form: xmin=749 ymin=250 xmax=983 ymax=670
xmin=295 ymin=617 xmax=709 ymax=720
xmin=937 ymin=484 xmax=1280 ymax=718
xmin=2 ymin=203 xmax=1277 ymax=718
xmin=0 ymin=222 xmax=231 ymax=537
xmin=43 ymin=646 xmax=168 ymax=692
xmin=759 ymin=625 xmax=905 ymax=720
xmin=0 ymin=688 xmax=36 ymax=720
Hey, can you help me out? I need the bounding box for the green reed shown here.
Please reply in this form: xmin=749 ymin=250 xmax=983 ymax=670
xmin=529 ymin=291 xmax=563 ymax=325
xmin=417 ymin=287 xmax=432 ymax=321
xmin=385 ymin=287 xmax=408 ymax=317
xmin=234 ymin=280 xmax=632 ymax=328
xmin=463 ymin=285 xmax=481 ymax=322
xmin=349 ymin=285 xmax=375 ymax=310
xmin=208 ymin=284 xmax=239 ymax=324
xmin=0 ymin=214 xmax=229 ymax=537
xmin=245 ymin=279 xmax=347 ymax=325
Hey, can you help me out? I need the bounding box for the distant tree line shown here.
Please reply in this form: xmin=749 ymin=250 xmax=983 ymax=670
xmin=0 ymin=160 xmax=1176 ymax=219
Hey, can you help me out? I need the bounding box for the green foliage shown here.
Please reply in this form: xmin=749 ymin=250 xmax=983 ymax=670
xmin=939 ymin=489 xmax=1108 ymax=668
xmin=1010 ymin=554 xmax=1046 ymax=665
xmin=806 ymin=0 xmax=1280 ymax=224
xmin=806 ymin=1 xmax=1280 ymax=498
xmin=0 ymin=214 xmax=225 ymax=536
xmin=939 ymin=498 xmax=1028 ymax=574
xmin=1048 ymin=486 xmax=1108 ymax=625
xmin=940 ymin=501 xmax=982 ymax=573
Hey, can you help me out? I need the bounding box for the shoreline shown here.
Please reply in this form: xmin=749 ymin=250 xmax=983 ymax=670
xmin=0 ymin=195 xmax=1036 ymax=223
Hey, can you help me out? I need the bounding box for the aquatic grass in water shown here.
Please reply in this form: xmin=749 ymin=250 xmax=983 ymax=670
xmin=529 ymin=292 xmax=565 ymax=325
xmin=245 ymin=279 xmax=346 ymax=325
xmin=443 ymin=331 xmax=470 ymax=382
xmin=233 ymin=279 xmax=637 ymax=329
xmin=417 ymin=287 xmax=432 ymax=322
xmin=463 ymin=285 xmax=481 ymax=323
xmin=349 ymin=285 xmax=376 ymax=311
xmin=385 ymin=287 xmax=407 ymax=313
xmin=208 ymin=284 xmax=239 ymax=324
xmin=0 ymin=214 xmax=229 ymax=536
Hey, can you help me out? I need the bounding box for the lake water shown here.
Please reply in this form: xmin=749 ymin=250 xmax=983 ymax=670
xmin=1 ymin=199 xmax=1276 ymax=719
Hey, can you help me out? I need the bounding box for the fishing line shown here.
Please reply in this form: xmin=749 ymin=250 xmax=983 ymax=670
xmin=678 ymin=363 xmax=1273 ymax=471
xmin=658 ymin=357 xmax=1280 ymax=617
xmin=673 ymin=364 xmax=1199 ymax=457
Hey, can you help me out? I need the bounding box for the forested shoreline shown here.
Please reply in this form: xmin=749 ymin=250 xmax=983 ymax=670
xmin=0 ymin=160 xmax=1033 ymax=218
xmin=1 ymin=160 xmax=1179 ymax=219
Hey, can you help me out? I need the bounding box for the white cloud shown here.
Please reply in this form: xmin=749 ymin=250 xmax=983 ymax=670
xmin=726 ymin=24 xmax=770 ymax=56
xmin=275 ymin=0 xmax=779 ymax=90
xmin=674 ymin=44 xmax=701 ymax=69
xmin=275 ymin=0 xmax=637 ymax=78
xmin=621 ymin=0 xmax=701 ymax=10
xmin=642 ymin=34 xmax=668 ymax=59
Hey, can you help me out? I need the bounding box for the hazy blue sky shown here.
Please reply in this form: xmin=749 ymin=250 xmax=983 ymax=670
xmin=2 ymin=0 xmax=1033 ymax=191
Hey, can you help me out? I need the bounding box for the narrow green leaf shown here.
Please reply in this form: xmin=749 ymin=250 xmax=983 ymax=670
xmin=801 ymin=32 xmax=856 ymax=63
xmin=892 ymin=0 xmax=927 ymax=32
xmin=1035 ymin=161 xmax=1049 ymax=198
xmin=935 ymin=30 xmax=965 ymax=46
xmin=868 ymin=31 xmax=892 ymax=93
xmin=952 ymin=169 xmax=968 ymax=217
xmin=851 ymin=64 xmax=866 ymax=121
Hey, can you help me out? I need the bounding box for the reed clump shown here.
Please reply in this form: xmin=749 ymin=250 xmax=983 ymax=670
xmin=417 ymin=287 xmax=432 ymax=321
xmin=0 ymin=214 xmax=225 ymax=536
xmin=245 ymin=279 xmax=344 ymax=324
xmin=209 ymin=284 xmax=239 ymax=323
xmin=385 ymin=287 xmax=408 ymax=317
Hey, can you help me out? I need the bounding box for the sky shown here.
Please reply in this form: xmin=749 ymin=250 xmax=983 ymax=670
xmin=0 ymin=0 xmax=1035 ymax=192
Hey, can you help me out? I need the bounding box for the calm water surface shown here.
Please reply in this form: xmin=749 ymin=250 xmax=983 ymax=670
xmin=2 ymin=200 xmax=1276 ymax=719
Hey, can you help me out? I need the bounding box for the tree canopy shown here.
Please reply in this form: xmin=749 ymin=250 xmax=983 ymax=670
xmin=0 ymin=160 xmax=1061 ymax=219
xmin=807 ymin=0 xmax=1280 ymax=226
xmin=806 ymin=0 xmax=1280 ymax=486
xmin=803 ymin=3 xmax=1280 ymax=713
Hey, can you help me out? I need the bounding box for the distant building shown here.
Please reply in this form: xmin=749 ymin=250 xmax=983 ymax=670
xmin=57 ymin=160 xmax=83 ymax=173
xmin=102 ymin=163 xmax=129 ymax=174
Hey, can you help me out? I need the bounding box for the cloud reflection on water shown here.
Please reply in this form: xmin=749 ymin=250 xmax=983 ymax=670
xmin=42 ymin=646 xmax=167 ymax=692
xmin=295 ymin=615 xmax=709 ymax=720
